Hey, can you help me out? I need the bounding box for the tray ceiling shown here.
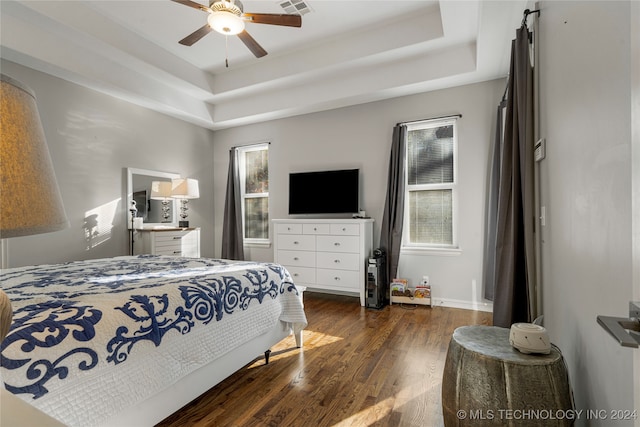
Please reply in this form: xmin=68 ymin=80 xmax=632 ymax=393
xmin=0 ymin=0 xmax=529 ymax=130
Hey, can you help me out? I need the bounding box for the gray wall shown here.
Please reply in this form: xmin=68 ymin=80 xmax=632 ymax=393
xmin=213 ymin=79 xmax=504 ymax=310
xmin=1 ymin=60 xmax=215 ymax=267
xmin=2 ymin=57 xmax=502 ymax=310
xmin=538 ymin=1 xmax=636 ymax=423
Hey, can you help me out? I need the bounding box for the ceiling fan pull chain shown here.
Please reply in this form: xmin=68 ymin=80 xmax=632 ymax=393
xmin=225 ymin=35 xmax=229 ymax=68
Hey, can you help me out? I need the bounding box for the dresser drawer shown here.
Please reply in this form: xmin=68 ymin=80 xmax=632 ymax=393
xmin=153 ymin=242 xmax=198 ymax=257
xmin=277 ymin=234 xmax=315 ymax=251
xmin=154 ymin=231 xmax=194 ymax=245
xmin=154 ymin=246 xmax=188 ymax=256
xmin=316 ymin=269 xmax=360 ymax=290
xmin=285 ymin=266 xmax=316 ymax=284
xmin=153 ymin=240 xmax=182 ymax=250
xmin=330 ymin=223 xmax=360 ymax=236
xmin=277 ymin=250 xmax=316 ymax=268
xmin=316 ymin=252 xmax=360 ymax=271
xmin=316 ymin=235 xmax=359 ymax=253
xmin=276 ymin=223 xmax=302 ymax=234
xmin=137 ymin=228 xmax=200 ymax=258
xmin=303 ymin=223 xmax=331 ymax=234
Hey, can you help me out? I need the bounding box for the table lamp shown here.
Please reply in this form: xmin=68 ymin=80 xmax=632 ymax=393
xmin=150 ymin=181 xmax=174 ymax=223
xmin=171 ymin=178 xmax=199 ymax=227
xmin=1 ymin=74 xmax=69 ymax=239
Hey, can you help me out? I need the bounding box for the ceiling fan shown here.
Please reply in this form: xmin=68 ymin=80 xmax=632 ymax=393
xmin=172 ymin=0 xmax=302 ymax=62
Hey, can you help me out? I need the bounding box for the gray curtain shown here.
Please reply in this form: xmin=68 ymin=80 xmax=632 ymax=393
xmin=380 ymin=124 xmax=407 ymax=288
xmin=483 ymin=98 xmax=506 ymax=301
xmin=491 ymin=25 xmax=535 ymax=327
xmin=221 ymin=148 xmax=244 ymax=260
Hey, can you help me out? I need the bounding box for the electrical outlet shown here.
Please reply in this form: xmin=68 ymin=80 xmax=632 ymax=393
xmin=421 ymin=276 xmax=430 ymax=286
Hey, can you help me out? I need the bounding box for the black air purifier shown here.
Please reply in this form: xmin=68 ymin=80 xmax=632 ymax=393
xmin=366 ymin=248 xmax=386 ymax=309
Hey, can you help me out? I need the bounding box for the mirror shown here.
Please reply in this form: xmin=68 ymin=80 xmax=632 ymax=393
xmin=126 ymin=167 xmax=180 ymax=229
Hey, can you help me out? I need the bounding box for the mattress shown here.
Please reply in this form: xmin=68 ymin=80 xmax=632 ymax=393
xmin=0 ymin=255 xmax=307 ymax=426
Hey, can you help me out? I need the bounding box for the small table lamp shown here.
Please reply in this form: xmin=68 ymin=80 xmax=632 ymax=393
xmin=171 ymin=178 xmax=199 ymax=228
xmin=1 ymin=74 xmax=69 ymax=238
xmin=150 ymin=181 xmax=174 ymax=223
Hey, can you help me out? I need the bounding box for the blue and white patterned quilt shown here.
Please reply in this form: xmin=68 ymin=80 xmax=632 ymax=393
xmin=0 ymin=255 xmax=307 ymax=426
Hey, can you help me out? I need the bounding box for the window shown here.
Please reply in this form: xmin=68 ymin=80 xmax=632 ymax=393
xmin=238 ymin=144 xmax=269 ymax=244
xmin=404 ymin=117 xmax=458 ymax=249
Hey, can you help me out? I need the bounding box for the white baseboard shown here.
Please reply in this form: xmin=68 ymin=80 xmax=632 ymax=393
xmin=431 ymin=297 xmax=493 ymax=313
xmin=298 ymin=288 xmax=493 ymax=313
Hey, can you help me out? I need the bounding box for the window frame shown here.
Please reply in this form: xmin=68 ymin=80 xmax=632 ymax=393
xmin=237 ymin=143 xmax=270 ymax=247
xmin=402 ymin=117 xmax=460 ymax=254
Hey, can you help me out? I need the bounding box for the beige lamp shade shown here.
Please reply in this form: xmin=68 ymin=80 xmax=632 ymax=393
xmin=171 ymin=178 xmax=200 ymax=199
xmin=1 ymin=74 xmax=69 ymax=238
xmin=150 ymin=181 xmax=173 ymax=199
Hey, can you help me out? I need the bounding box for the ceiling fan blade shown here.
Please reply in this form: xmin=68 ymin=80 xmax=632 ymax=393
xmin=243 ymin=13 xmax=302 ymax=28
xmin=237 ymin=30 xmax=267 ymax=58
xmin=179 ymin=24 xmax=213 ymax=46
xmin=171 ymin=0 xmax=210 ymax=13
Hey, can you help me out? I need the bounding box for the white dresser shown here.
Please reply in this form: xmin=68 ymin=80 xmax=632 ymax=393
xmin=273 ymin=219 xmax=373 ymax=306
xmin=134 ymin=228 xmax=200 ymax=258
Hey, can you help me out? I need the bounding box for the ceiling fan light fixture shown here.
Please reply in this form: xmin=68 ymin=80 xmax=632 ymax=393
xmin=208 ymin=11 xmax=245 ymax=35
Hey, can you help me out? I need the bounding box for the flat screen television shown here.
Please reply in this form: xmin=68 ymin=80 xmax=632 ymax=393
xmin=289 ymin=168 xmax=359 ymax=215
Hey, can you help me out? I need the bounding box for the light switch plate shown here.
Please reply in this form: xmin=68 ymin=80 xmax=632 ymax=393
xmin=535 ymin=138 xmax=545 ymax=162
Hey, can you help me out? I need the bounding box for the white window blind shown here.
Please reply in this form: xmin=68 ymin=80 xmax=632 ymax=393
xmin=404 ymin=117 xmax=458 ymax=249
xmin=238 ymin=144 xmax=269 ymax=242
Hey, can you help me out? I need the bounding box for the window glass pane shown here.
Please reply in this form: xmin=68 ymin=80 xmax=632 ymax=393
xmin=407 ymin=125 xmax=454 ymax=185
xmin=409 ymin=189 xmax=452 ymax=244
xmin=244 ymin=149 xmax=269 ymax=194
xmin=244 ymin=197 xmax=268 ymax=239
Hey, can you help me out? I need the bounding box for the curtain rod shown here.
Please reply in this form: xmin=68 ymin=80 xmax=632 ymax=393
xmin=231 ymin=141 xmax=271 ymax=150
xmin=397 ymin=114 xmax=462 ymax=126
xmin=521 ymin=8 xmax=540 ymax=27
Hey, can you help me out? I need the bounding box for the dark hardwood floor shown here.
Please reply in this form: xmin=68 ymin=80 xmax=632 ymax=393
xmin=157 ymin=292 xmax=492 ymax=427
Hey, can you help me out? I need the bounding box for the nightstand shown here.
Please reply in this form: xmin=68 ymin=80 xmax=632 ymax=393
xmin=134 ymin=228 xmax=200 ymax=257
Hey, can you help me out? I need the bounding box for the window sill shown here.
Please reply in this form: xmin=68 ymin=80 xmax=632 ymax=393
xmin=244 ymin=240 xmax=272 ymax=249
xmin=401 ymin=246 xmax=462 ymax=256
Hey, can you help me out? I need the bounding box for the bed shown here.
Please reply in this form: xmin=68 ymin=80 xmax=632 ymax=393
xmin=0 ymin=255 xmax=307 ymax=427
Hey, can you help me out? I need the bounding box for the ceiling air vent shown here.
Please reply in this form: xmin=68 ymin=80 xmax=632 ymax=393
xmin=278 ymin=0 xmax=312 ymax=16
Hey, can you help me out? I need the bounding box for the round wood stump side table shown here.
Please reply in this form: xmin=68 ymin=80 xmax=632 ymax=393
xmin=442 ymin=325 xmax=575 ymax=426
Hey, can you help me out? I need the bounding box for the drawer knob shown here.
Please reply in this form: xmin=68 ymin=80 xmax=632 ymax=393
xmin=334 ymin=276 xmax=341 ymax=281
xmin=173 ymin=236 xmax=182 ymax=240
xmin=334 ymin=259 xmax=340 ymax=263
xmin=334 ymin=242 xmax=340 ymax=246
xmin=313 ymin=227 xmax=317 ymax=231
xmin=293 ymin=241 xmax=299 ymax=245
xmin=342 ymin=227 xmax=346 ymax=231
xmin=173 ymin=251 xmax=181 ymax=254
xmin=294 ymin=257 xmax=299 ymax=261
xmin=293 ymin=273 xmax=299 ymax=277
